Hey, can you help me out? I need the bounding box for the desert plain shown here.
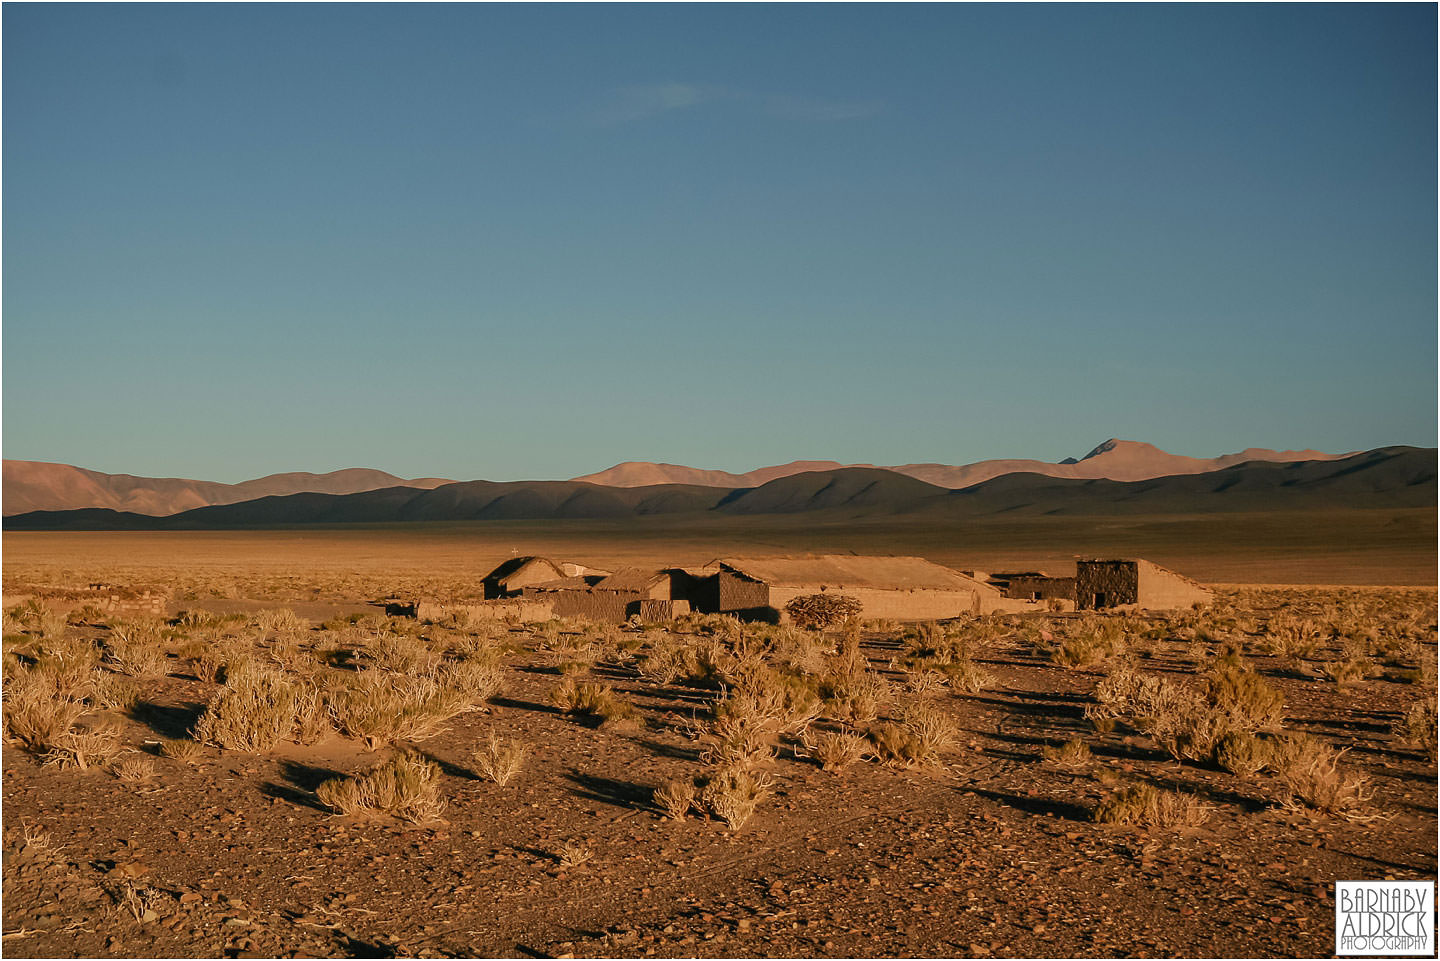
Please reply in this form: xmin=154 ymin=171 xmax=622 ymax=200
xmin=2 ymin=510 xmax=1436 ymax=959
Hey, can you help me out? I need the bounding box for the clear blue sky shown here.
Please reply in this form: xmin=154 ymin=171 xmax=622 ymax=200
xmin=4 ymin=3 xmax=1435 ymax=483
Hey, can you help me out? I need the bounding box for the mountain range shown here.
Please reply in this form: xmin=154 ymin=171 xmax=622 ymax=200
xmin=569 ymin=439 xmax=1347 ymax=489
xmin=2 ymin=439 xmax=1350 ymax=517
xmin=4 ymin=446 xmax=1432 ymax=530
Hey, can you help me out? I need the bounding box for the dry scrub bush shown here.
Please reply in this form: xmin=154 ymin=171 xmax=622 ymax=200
xmin=701 ymin=764 xmax=772 ymax=830
xmin=473 ymin=733 xmax=529 ymax=786
xmin=784 ymin=593 xmax=863 ymax=631
xmin=1320 ymin=656 xmax=1377 ymax=687
xmin=556 ymin=840 xmax=594 ymax=870
xmin=41 ymin=726 xmax=124 ymax=771
xmin=944 ymin=657 xmax=997 ymax=694
xmin=1215 ymin=732 xmax=1272 ymax=777
xmin=1094 ymin=783 xmax=1210 ymax=829
xmin=1270 ymin=734 xmax=1373 ymax=819
xmin=160 ymin=738 xmax=202 ymax=763
xmin=1049 ymin=619 xmax=1127 ymax=668
xmin=104 ymin=622 xmax=170 ymax=677
xmin=369 ymin=632 xmax=441 ymax=674
xmin=3 ymin=656 xmax=90 ymax=751
xmin=552 ymin=678 xmax=641 ymax=731
xmin=804 ymin=730 xmax=868 ymax=771
xmin=1395 ymin=698 xmax=1437 ymax=761
xmin=11 ymin=599 xmax=68 ymax=641
xmin=193 ymin=666 xmax=301 ymax=752
xmin=316 ymin=750 xmax=446 ymax=823
xmin=252 ymin=608 xmax=309 ymax=637
xmin=113 ymin=754 xmax=156 ymax=782
xmin=869 ymin=704 xmax=955 ymax=768
xmin=327 ymin=665 xmax=488 ymax=746
xmin=1088 ymin=656 xmax=1283 ymax=766
xmin=1042 ymin=737 xmax=1093 ymax=771
xmin=90 ymin=672 xmax=138 ymax=711
xmin=819 ymin=669 xmax=888 ymax=727
xmin=654 ymin=778 xmax=697 ymax=819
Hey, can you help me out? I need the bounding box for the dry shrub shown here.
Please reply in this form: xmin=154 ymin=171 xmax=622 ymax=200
xmin=316 ymin=750 xmax=446 ymax=823
xmin=869 ymin=704 xmax=955 ymax=768
xmin=160 ymin=738 xmax=202 ymax=763
xmin=192 ymin=665 xmax=300 ymax=751
xmin=944 ymin=657 xmax=996 ymax=694
xmin=784 ymin=594 xmax=863 ymax=631
xmin=653 ymin=778 xmax=696 ymax=819
xmin=252 ymin=608 xmax=309 ymax=637
xmin=1320 ymin=657 xmax=1376 ymax=687
xmin=1270 ymin=734 xmax=1373 ymax=819
xmin=292 ymin=681 xmax=331 ymax=744
xmin=41 ymin=726 xmax=124 ymax=771
xmin=327 ymin=662 xmax=495 ymax=747
xmin=819 ymin=669 xmax=888 ymax=727
xmin=3 ymin=659 xmax=89 ymax=752
xmin=1206 ymin=652 xmax=1284 ymax=732
xmin=806 ymin=729 xmax=868 ymax=771
xmin=1094 ymin=782 xmax=1210 ymax=828
xmin=90 ymin=672 xmax=139 ymax=711
xmin=473 ymin=733 xmax=529 ymax=786
xmin=556 ymin=840 xmax=594 ymax=870
xmin=113 ymin=754 xmax=157 ymax=782
xmin=104 ymin=622 xmax=170 ymax=677
xmin=1395 ymin=698 xmax=1437 ymax=761
xmin=1215 ymin=732 xmax=1272 ymax=777
xmin=1042 ymin=737 xmax=1093 ymax=771
xmin=551 ymin=678 xmax=640 ymax=731
xmin=700 ymin=764 xmax=771 ymax=830
xmin=1050 ymin=620 xmax=1127 ymax=668
xmin=369 ymin=632 xmax=440 ymax=674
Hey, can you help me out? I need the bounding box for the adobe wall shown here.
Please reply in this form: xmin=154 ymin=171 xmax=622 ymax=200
xmin=716 ymin=572 xmax=770 ymax=616
xmin=415 ymin=599 xmax=554 ymax=623
xmin=766 ymin=586 xmax=984 ymax=622
xmin=1137 ymin=562 xmax=1213 ymax=610
xmin=1075 ymin=561 xmax=1139 ymax=610
xmin=636 ymin=599 xmax=691 ymax=621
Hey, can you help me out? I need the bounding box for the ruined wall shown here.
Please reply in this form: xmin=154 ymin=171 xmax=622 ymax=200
xmin=414 ymin=599 xmax=554 ymax=623
xmin=716 ymin=572 xmax=770 ymax=617
xmin=1075 ymin=561 xmax=1139 ymax=610
xmin=1136 ymin=561 xmax=1212 ymax=610
xmin=1004 ymin=576 xmax=1076 ymax=602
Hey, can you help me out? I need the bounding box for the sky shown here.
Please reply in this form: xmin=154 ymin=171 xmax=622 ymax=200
xmin=4 ymin=3 xmax=1435 ymax=483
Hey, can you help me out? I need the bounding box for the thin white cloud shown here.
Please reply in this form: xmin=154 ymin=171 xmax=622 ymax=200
xmin=587 ymin=83 xmax=881 ymax=127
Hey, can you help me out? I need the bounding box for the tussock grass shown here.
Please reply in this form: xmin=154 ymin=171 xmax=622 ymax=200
xmin=700 ymin=764 xmax=771 ymax=830
xmin=805 ymin=730 xmax=868 ymax=771
xmin=1094 ymin=782 xmax=1210 ymax=828
xmin=472 ymin=733 xmax=529 ymax=786
xmin=192 ymin=665 xmax=301 ymax=752
xmin=316 ymin=750 xmax=446 ymax=823
xmin=159 ymin=738 xmax=203 ymax=763
xmin=1395 ymin=697 xmax=1437 ymax=761
xmin=113 ymin=754 xmax=157 ymax=782
xmin=551 ymin=678 xmax=641 ymax=731
xmin=653 ymin=778 xmax=696 ymax=820
xmin=41 ymin=726 xmax=124 ymax=771
xmin=1042 ymin=737 xmax=1093 ymax=771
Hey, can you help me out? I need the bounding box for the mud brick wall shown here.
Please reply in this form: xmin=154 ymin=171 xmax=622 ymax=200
xmin=1005 ymin=576 xmax=1076 ymax=602
xmin=716 ymin=572 xmax=770 ymax=615
xmin=636 ymin=599 xmax=691 ymax=621
xmin=414 ymin=599 xmax=554 ymax=623
xmin=1136 ymin=562 xmax=1213 ymax=609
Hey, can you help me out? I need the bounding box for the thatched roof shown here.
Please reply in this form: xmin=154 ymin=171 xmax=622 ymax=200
xmin=709 ymin=555 xmax=998 ymax=594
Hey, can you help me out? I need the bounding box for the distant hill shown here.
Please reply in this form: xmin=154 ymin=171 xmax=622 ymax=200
xmin=570 ymin=439 xmax=1350 ymax=489
xmin=6 ymin=447 xmax=1431 ymax=530
xmin=1 ymin=461 xmax=454 ymax=516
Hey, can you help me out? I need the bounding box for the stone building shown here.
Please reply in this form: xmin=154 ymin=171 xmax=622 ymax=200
xmin=1074 ymin=559 xmax=1211 ymax=611
xmin=703 ymin=554 xmax=1019 ymax=622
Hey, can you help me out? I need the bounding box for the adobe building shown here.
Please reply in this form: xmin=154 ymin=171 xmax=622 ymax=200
xmin=482 ymin=556 xmax=609 ymax=599
xmin=704 ymin=554 xmax=1021 ymax=622
xmin=987 ymin=571 xmax=1077 ymax=606
xmin=514 ymin=566 xmax=700 ymax=623
xmin=1074 ymin=559 xmax=1212 ymax=611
